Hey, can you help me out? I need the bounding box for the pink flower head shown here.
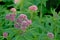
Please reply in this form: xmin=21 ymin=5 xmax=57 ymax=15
xmin=21 ymin=21 xmax=28 ymax=31
xmin=16 ymin=18 xmax=22 ymax=24
xmin=21 ymin=26 xmax=26 ymax=31
xmin=22 ymin=21 xmax=28 ymax=27
xmin=47 ymin=32 xmax=54 ymax=39
xmin=6 ymin=14 xmax=11 ymax=20
xmin=10 ymin=13 xmax=16 ymax=21
xmin=3 ymin=32 xmax=8 ymax=38
xmin=10 ymin=8 xmax=16 ymax=13
xmin=6 ymin=13 xmax=16 ymax=21
xmin=26 ymin=20 xmax=32 ymax=26
xmin=19 ymin=14 xmax=27 ymax=20
xmin=14 ymin=23 xmax=20 ymax=28
xmin=14 ymin=0 xmax=19 ymax=4
xmin=29 ymin=5 xmax=38 ymax=11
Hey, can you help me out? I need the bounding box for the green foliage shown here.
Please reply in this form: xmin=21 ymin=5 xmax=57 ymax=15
xmin=0 ymin=0 xmax=60 ymax=40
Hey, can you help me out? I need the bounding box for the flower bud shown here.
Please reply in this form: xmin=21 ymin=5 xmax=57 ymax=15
xmin=29 ymin=5 xmax=38 ymax=11
xmin=14 ymin=0 xmax=19 ymax=4
xmin=47 ymin=32 xmax=54 ymax=39
xmin=3 ymin=32 xmax=8 ymax=38
xmin=10 ymin=8 xmax=16 ymax=13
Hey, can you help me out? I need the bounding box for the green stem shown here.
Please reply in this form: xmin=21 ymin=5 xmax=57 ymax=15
xmin=40 ymin=3 xmax=42 ymax=18
xmin=20 ymin=0 xmax=24 ymax=11
xmin=40 ymin=3 xmax=43 ymax=24
xmin=31 ymin=12 xmax=33 ymax=20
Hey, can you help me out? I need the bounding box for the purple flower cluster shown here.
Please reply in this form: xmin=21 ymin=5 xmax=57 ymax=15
xmin=6 ymin=13 xmax=16 ymax=21
xmin=14 ymin=14 xmax=32 ymax=31
xmin=5 ymin=7 xmax=32 ymax=31
xmin=6 ymin=13 xmax=32 ymax=31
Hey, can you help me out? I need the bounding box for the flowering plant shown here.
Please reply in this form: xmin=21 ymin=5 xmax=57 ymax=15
xmin=0 ymin=0 xmax=60 ymax=40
